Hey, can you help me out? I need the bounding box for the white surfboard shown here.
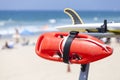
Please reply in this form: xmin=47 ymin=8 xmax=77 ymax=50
xmin=56 ymin=23 xmax=120 ymax=31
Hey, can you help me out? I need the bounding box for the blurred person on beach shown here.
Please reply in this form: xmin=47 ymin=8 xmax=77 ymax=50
xmin=1 ymin=40 xmax=14 ymax=49
xmin=12 ymin=28 xmax=21 ymax=43
xmin=101 ymin=37 xmax=111 ymax=44
xmin=21 ymin=37 xmax=29 ymax=46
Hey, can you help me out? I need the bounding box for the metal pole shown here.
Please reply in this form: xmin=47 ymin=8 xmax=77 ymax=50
xmin=79 ymin=64 xmax=90 ymax=80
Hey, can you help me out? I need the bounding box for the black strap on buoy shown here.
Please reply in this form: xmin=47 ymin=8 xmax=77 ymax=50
xmin=63 ymin=31 xmax=79 ymax=63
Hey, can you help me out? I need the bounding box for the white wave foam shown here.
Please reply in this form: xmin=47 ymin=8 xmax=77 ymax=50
xmin=49 ymin=19 xmax=56 ymax=24
xmin=0 ymin=21 xmax=5 ymax=26
xmin=0 ymin=25 xmax=43 ymax=36
xmin=0 ymin=19 xmax=16 ymax=27
xmin=93 ymin=17 xmax=98 ymax=21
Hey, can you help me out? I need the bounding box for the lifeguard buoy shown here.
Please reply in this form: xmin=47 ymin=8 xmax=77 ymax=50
xmin=35 ymin=32 xmax=112 ymax=64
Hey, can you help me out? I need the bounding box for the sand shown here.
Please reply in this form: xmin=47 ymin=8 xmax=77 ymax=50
xmin=0 ymin=36 xmax=120 ymax=80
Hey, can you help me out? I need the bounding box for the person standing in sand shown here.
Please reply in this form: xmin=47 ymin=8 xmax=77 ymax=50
xmin=12 ymin=28 xmax=21 ymax=43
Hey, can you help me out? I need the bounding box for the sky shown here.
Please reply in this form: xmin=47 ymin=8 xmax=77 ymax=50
xmin=0 ymin=0 xmax=120 ymax=11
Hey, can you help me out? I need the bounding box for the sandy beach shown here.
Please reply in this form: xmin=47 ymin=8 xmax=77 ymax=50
xmin=0 ymin=36 xmax=120 ymax=80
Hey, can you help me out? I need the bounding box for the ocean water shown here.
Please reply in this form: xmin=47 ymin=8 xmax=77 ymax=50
xmin=0 ymin=10 xmax=120 ymax=37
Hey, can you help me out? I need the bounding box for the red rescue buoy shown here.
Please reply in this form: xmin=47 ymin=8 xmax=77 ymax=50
xmin=35 ymin=32 xmax=112 ymax=64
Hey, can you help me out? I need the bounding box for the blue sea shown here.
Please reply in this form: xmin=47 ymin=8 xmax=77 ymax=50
xmin=0 ymin=10 xmax=120 ymax=37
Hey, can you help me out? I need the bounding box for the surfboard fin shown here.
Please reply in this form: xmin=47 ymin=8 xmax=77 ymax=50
xmin=64 ymin=8 xmax=84 ymax=24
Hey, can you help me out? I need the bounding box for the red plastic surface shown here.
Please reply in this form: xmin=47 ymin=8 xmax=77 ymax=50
xmin=35 ymin=32 xmax=112 ymax=64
